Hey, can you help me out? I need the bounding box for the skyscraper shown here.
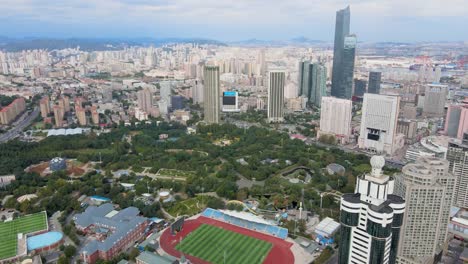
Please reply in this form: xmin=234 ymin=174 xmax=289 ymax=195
xmin=338 ymin=156 xmax=405 ymax=264
xmin=331 ymin=6 xmax=353 ymax=99
xmin=267 ymin=70 xmax=286 ymax=123
xmin=394 ymin=157 xmax=456 ymax=263
xmin=310 ymin=63 xmax=327 ymax=107
xmin=368 ymin=72 xmax=382 ymax=94
xmin=298 ymin=62 xmax=327 ymax=107
xmin=203 ymin=66 xmax=220 ymax=124
xmin=447 ymin=135 xmax=468 ymax=209
xmin=298 ymin=61 xmax=311 ymax=99
xmin=358 ymin=93 xmax=400 ymax=155
xmin=318 ymin=97 xmax=352 ymax=144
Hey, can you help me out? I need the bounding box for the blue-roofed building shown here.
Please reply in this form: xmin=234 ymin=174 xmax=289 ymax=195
xmin=73 ymin=204 xmax=149 ymax=264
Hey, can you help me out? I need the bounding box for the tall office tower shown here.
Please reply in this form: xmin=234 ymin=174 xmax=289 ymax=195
xmin=354 ymin=79 xmax=367 ymax=96
xmin=341 ymin=35 xmax=356 ymax=99
xmin=423 ymin=84 xmax=447 ymax=116
xmin=358 ymin=94 xmax=400 ymax=155
xmin=267 ymin=70 xmax=286 ymax=123
xmin=76 ymin=106 xmax=87 ymax=126
xmin=310 ymin=63 xmax=327 ymax=107
xmin=394 ymin=157 xmax=456 ymax=263
xmin=318 ymin=97 xmax=352 ymax=144
xmin=203 ymin=66 xmax=220 ymax=124
xmin=338 ymin=156 xmax=405 ymax=264
xmin=298 ymin=61 xmax=311 ymax=99
xmin=39 ymin=96 xmax=50 ymax=118
xmin=298 ymin=62 xmax=327 ymax=107
xmin=53 ymin=105 xmax=64 ymax=127
xmin=368 ymin=72 xmax=382 ymax=94
xmin=137 ymin=88 xmax=153 ymax=113
xmin=447 ymin=135 xmax=468 ymax=209
xmin=331 ymin=6 xmax=351 ymax=99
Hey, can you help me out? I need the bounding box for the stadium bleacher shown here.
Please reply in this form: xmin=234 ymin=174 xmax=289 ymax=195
xmin=202 ymin=208 xmax=288 ymax=239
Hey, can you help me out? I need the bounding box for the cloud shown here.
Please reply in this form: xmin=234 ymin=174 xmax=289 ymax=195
xmin=0 ymin=0 xmax=466 ymax=41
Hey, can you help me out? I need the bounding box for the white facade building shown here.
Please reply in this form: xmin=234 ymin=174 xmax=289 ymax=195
xmin=338 ymin=156 xmax=405 ymax=264
xmin=318 ymin=97 xmax=353 ymax=144
xmin=394 ymin=157 xmax=456 ymax=263
xmin=358 ymin=93 xmax=400 ymax=155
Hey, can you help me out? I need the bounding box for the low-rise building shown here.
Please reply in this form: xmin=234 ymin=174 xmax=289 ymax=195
xmin=74 ymin=204 xmax=149 ymax=264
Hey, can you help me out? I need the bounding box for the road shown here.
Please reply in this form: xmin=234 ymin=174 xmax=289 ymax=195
xmin=0 ymin=106 xmax=39 ymax=143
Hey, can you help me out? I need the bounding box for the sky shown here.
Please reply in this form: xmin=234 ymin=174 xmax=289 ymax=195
xmin=0 ymin=0 xmax=466 ymax=42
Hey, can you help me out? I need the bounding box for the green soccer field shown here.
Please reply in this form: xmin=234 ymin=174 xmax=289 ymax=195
xmin=0 ymin=212 xmax=48 ymax=260
xmin=175 ymin=224 xmax=272 ymax=264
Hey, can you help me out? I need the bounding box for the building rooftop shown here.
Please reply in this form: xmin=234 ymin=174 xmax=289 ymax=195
xmin=136 ymin=252 xmax=177 ymax=264
xmin=74 ymin=204 xmax=147 ymax=255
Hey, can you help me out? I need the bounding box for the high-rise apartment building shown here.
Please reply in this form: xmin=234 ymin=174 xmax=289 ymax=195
xmin=338 ymin=156 xmax=405 ymax=264
xmin=394 ymin=157 xmax=456 ymax=263
xmin=423 ymin=83 xmax=447 ymax=116
xmin=267 ymin=70 xmax=286 ymax=123
xmin=53 ymin=105 xmax=64 ymax=127
xmin=91 ymin=106 xmax=99 ymax=125
xmin=137 ymin=88 xmax=153 ymax=113
xmin=444 ymin=99 xmax=468 ymax=140
xmin=447 ymin=135 xmax=468 ymax=209
xmin=331 ymin=6 xmax=353 ymax=99
xmin=368 ymin=72 xmax=382 ymax=94
xmin=0 ymin=97 xmax=26 ymax=125
xmin=318 ymin=97 xmax=352 ymax=144
xmin=203 ymin=66 xmax=221 ymax=124
xmin=358 ymin=93 xmax=400 ymax=155
xmin=76 ymin=106 xmax=87 ymax=126
xmin=39 ymin=96 xmax=50 ymax=118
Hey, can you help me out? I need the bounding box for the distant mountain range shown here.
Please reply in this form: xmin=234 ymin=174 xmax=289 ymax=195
xmin=228 ymin=37 xmax=327 ymax=46
xmin=0 ymin=37 xmax=227 ymax=52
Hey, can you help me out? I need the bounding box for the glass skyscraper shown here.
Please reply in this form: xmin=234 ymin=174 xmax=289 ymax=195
xmin=331 ymin=6 xmax=355 ymax=100
xmin=299 ymin=61 xmax=327 ymax=107
xmin=368 ymin=71 xmax=382 ymax=94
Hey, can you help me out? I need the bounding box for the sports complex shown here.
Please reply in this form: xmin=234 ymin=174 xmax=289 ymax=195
xmin=0 ymin=211 xmax=63 ymax=263
xmin=159 ymin=208 xmax=296 ymax=264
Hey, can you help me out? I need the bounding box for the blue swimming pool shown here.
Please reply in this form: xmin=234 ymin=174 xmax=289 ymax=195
xmin=27 ymin=231 xmax=63 ymax=250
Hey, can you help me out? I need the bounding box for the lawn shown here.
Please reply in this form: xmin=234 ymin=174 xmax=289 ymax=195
xmin=175 ymin=224 xmax=272 ymax=264
xmin=167 ymin=196 xmax=209 ymax=217
xmin=0 ymin=212 xmax=48 ymax=260
xmin=157 ymin=168 xmax=196 ymax=178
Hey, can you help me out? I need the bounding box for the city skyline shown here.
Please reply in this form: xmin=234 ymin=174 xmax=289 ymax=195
xmin=0 ymin=0 xmax=467 ymax=42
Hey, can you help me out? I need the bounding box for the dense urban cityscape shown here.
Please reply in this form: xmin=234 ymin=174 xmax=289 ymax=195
xmin=0 ymin=2 xmax=467 ymax=264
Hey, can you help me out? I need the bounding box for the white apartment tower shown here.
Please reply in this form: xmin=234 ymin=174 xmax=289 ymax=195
xmin=394 ymin=157 xmax=457 ymax=263
xmin=319 ymin=97 xmax=353 ymax=144
xmin=358 ymin=93 xmax=400 ymax=155
xmin=338 ymin=156 xmax=405 ymax=264
xmin=267 ymin=70 xmax=286 ymax=123
xmin=446 ymin=136 xmax=468 ymax=209
xmin=203 ymin=66 xmax=220 ymax=124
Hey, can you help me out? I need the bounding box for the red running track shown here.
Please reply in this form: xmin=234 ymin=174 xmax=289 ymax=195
xmin=159 ymin=216 xmax=294 ymax=264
